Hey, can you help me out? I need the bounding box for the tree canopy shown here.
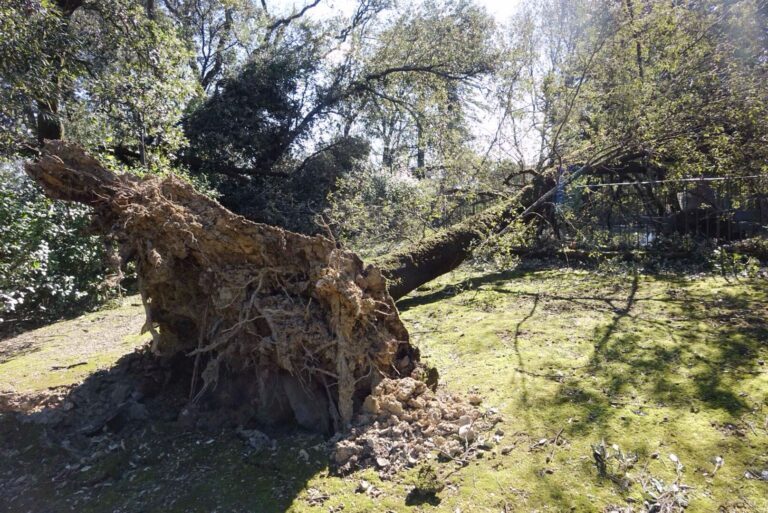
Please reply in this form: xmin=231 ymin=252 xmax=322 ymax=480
xmin=2 ymin=0 xmax=767 ymax=327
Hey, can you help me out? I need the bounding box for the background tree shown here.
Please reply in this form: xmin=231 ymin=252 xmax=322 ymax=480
xmin=184 ymin=0 xmax=499 ymax=230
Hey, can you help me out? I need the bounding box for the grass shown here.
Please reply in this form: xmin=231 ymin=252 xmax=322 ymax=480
xmin=1 ymin=266 xmax=766 ymax=512
xmin=0 ymin=295 xmax=146 ymax=393
xmin=395 ymin=267 xmax=768 ymax=512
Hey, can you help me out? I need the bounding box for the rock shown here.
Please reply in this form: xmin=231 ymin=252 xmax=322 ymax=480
xmin=457 ymin=415 xmax=473 ymax=427
xmin=445 ymin=440 xmax=463 ymax=457
xmin=331 ymin=377 xmax=494 ymax=475
xmin=110 ymin=383 xmax=133 ymax=405
xmin=379 ymin=397 xmax=404 ymax=417
xmin=177 ymin=405 xmax=199 ymax=429
xmin=395 ymin=378 xmax=417 ymax=401
xmin=334 ymin=440 xmax=359 ymax=465
xmin=127 ymin=401 xmax=148 ymax=421
xmin=237 ymin=428 xmax=272 ymax=451
xmin=281 ymin=375 xmax=330 ymax=434
xmin=458 ymin=424 xmax=475 ymax=442
xmin=407 ymin=397 xmax=426 ymax=410
xmin=362 ymin=395 xmax=380 ymax=415
xmin=467 ymin=394 xmax=482 ymax=406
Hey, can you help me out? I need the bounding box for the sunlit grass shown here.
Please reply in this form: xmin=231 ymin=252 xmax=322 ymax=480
xmin=2 ymin=268 xmax=766 ymax=512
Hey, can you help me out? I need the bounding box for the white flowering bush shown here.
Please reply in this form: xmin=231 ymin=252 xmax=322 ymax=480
xmin=1 ymin=161 xmax=112 ymax=334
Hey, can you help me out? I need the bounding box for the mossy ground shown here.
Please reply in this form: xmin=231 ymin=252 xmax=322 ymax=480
xmin=0 ymin=296 xmax=146 ymax=393
xmin=1 ymin=266 xmax=766 ymax=512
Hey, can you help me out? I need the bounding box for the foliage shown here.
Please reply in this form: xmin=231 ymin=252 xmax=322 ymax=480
xmin=183 ymin=0 xmax=499 ymax=228
xmin=0 ymin=162 xmax=112 ymax=334
xmin=213 ymin=135 xmax=371 ymax=232
xmin=184 ymin=26 xmax=325 ymax=175
xmin=357 ymin=0 xmax=499 ymax=175
xmin=326 ymin=167 xmax=433 ymax=256
xmin=500 ymin=0 xmax=768 ymax=175
xmin=0 ymin=0 xmax=198 ymax=162
xmin=69 ymin=2 xmax=198 ymax=166
xmin=0 ymin=0 xmax=68 ymax=153
xmin=2 ymin=0 xmax=767 ymax=324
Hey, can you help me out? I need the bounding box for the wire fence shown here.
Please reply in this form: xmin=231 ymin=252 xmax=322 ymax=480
xmin=554 ymin=174 xmax=768 ymax=250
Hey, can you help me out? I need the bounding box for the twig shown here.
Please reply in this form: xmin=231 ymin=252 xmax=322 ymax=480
xmin=546 ymin=427 xmax=565 ymax=464
xmin=50 ymin=361 xmax=88 ymax=370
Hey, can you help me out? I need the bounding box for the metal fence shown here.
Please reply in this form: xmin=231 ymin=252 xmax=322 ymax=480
xmin=553 ymin=174 xmax=768 ymax=250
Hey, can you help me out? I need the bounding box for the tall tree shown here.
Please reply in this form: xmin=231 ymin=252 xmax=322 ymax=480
xmin=0 ymin=0 xmax=197 ymax=165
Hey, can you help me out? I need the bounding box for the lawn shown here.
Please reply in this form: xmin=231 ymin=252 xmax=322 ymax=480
xmin=1 ymin=266 xmax=766 ymax=512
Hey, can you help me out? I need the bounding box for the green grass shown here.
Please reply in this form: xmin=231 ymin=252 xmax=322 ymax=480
xmin=0 ymin=296 xmax=146 ymax=393
xmin=1 ymin=267 xmax=766 ymax=512
xmin=391 ymin=267 xmax=768 ymax=512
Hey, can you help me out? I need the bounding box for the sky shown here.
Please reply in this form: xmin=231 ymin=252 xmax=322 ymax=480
xmin=274 ymin=0 xmax=522 ymax=22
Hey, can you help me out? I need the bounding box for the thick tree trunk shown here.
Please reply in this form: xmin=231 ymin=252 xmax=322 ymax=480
xmin=374 ymin=200 xmax=521 ymax=300
xmin=377 ymin=155 xmax=664 ymax=300
xmin=376 ymin=175 xmax=559 ymax=300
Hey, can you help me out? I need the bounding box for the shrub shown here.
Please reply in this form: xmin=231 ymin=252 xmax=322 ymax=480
xmin=0 ymin=160 xmax=114 ymax=335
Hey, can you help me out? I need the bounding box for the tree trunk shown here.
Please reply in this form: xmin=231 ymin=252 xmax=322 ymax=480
xmin=375 ymin=175 xmax=558 ymax=300
xmin=32 ymin=0 xmax=85 ymax=146
xmin=36 ymin=98 xmax=63 ymax=145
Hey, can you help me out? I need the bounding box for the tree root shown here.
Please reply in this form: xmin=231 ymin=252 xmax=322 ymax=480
xmin=26 ymin=141 xmax=420 ymax=433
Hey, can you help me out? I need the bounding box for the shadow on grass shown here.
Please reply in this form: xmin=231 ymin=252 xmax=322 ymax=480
xmin=404 ymin=489 xmax=442 ymax=506
xmin=595 ymin=283 xmax=764 ymax=415
xmin=422 ymin=266 xmax=766 ymax=436
xmin=397 ymin=268 xmax=538 ymax=311
xmin=0 ymin=337 xmax=43 ymax=364
xmin=0 ymin=350 xmax=328 ymax=513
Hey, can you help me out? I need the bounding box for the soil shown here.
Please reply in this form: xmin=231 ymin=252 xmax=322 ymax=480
xmin=25 ymin=141 xmax=423 ymax=433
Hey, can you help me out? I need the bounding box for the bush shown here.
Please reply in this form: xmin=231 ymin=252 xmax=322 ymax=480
xmin=0 ymin=160 xmax=114 ymax=335
xmin=326 ymin=168 xmax=433 ymax=257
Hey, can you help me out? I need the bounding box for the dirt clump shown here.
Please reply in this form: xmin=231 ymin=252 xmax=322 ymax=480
xmin=332 ymin=377 xmax=503 ymax=476
xmin=26 ymin=141 xmax=420 ymax=433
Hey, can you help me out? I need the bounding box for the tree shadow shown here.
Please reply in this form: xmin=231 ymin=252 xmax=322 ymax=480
xmin=0 ymin=337 xmax=42 ymax=364
xmin=501 ymin=293 xmax=540 ymax=407
xmin=573 ymin=273 xmax=764 ymax=426
xmin=588 ymin=272 xmax=639 ymax=373
xmin=444 ymin=266 xmax=768 ymax=440
xmin=0 ymin=349 xmax=329 ymax=513
xmin=397 ymin=268 xmax=538 ymax=311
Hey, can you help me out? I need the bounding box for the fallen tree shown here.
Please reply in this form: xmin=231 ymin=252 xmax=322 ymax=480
xmin=25 ymin=142 xmax=562 ymax=433
xmin=376 ymin=174 xmax=575 ymax=300
xmin=26 ymin=142 xmax=420 ymax=433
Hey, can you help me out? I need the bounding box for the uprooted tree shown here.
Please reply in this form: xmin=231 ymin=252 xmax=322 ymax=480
xmin=25 ymin=141 xmax=559 ymax=433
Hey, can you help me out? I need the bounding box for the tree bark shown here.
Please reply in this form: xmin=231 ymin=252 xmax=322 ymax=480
xmin=36 ymin=98 xmax=63 ymax=145
xmin=374 ymin=200 xmax=520 ymax=300
xmin=375 ymin=175 xmax=561 ymax=300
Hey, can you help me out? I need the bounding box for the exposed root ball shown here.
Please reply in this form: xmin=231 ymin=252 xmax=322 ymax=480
xmin=26 ymin=142 xmax=419 ymax=433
